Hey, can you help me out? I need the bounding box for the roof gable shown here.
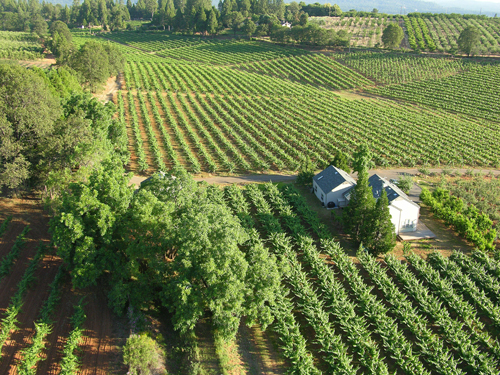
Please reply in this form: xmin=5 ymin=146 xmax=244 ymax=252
xmin=369 ymin=174 xmax=419 ymax=208
xmin=343 ymin=174 xmax=419 ymax=209
xmin=313 ymin=166 xmax=355 ymax=193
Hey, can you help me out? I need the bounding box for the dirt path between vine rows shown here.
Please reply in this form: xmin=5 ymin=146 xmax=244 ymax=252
xmin=95 ymin=75 xmax=122 ymax=103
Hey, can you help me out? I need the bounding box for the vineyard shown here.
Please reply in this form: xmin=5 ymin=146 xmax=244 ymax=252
xmin=313 ymin=14 xmax=500 ymax=54
xmin=372 ymin=63 xmax=500 ymax=121
xmin=337 ymin=52 xmax=467 ymax=84
xmin=413 ymin=15 xmax=500 ymax=54
xmin=0 ymin=31 xmax=44 ymax=60
xmin=2 ymin=22 xmax=500 ymax=373
xmin=211 ymin=182 xmax=500 ymax=374
xmin=83 ymin=32 xmax=498 ymax=174
xmin=312 ymin=15 xmax=399 ymax=48
xmin=118 ymin=82 xmax=500 ymax=174
xmin=0 ymin=202 xmax=120 ymax=375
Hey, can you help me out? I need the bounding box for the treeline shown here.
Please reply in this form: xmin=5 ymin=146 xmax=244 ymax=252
xmin=0 ymin=0 xmax=130 ymax=32
xmin=0 ymin=63 xmax=129 ymax=194
xmin=270 ymin=22 xmax=349 ymax=46
xmin=1 ymin=0 xmax=499 ymax=36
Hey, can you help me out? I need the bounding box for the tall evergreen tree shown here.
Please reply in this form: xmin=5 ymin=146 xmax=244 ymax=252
xmin=352 ymin=143 xmax=374 ymax=173
xmin=207 ymin=7 xmax=217 ymax=35
xmin=363 ymin=189 xmax=396 ymax=256
xmin=343 ymin=167 xmax=375 ymax=242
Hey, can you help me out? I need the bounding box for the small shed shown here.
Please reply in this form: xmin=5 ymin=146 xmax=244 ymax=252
xmin=312 ymin=166 xmax=356 ymax=208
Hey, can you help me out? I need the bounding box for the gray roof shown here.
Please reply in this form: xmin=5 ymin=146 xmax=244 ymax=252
xmin=369 ymin=174 xmax=404 ymax=203
xmin=313 ymin=166 xmax=355 ymax=193
xmin=344 ymin=174 xmax=419 ymax=208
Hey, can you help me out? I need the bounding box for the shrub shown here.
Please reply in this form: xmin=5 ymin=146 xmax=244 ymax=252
xmin=296 ymin=157 xmax=316 ymax=186
xmin=418 ymin=167 xmax=430 ymax=176
xmin=123 ymin=334 xmax=166 ymax=375
xmin=395 ymin=175 xmax=414 ymax=194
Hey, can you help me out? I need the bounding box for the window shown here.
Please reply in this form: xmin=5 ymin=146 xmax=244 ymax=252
xmin=314 ymin=185 xmax=317 ymax=192
xmin=321 ymin=193 xmax=324 ymax=201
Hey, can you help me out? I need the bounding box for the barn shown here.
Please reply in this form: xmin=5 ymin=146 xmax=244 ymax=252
xmin=312 ymin=166 xmax=356 ymax=208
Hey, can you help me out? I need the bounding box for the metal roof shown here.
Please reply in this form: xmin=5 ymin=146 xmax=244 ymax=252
xmin=343 ymin=174 xmax=419 ymax=208
xmin=313 ymin=166 xmax=355 ymax=193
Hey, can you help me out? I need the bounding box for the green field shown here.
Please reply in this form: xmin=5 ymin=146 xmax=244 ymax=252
xmin=100 ymin=33 xmax=500 ymax=175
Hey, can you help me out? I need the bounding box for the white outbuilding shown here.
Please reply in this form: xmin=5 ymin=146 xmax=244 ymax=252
xmin=313 ymin=167 xmax=420 ymax=234
xmin=312 ymin=166 xmax=356 ymax=208
xmin=344 ymin=174 xmax=420 ymax=234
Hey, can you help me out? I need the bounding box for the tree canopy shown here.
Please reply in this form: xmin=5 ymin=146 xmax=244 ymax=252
xmin=0 ymin=65 xmax=61 ymax=190
xmin=51 ymin=170 xmax=281 ymax=340
xmin=0 ymin=64 xmax=128 ymax=194
xmin=69 ymin=41 xmax=124 ymax=92
xmin=381 ymin=23 xmax=404 ymax=48
xmin=457 ymin=26 xmax=481 ymax=56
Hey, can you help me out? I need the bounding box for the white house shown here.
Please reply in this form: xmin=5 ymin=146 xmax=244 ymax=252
xmin=312 ymin=166 xmax=356 ymax=208
xmin=343 ymin=174 xmax=420 ymax=234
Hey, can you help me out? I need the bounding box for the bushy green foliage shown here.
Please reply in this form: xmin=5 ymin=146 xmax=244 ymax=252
xmin=330 ymin=151 xmax=351 ymax=173
xmin=69 ymin=41 xmax=125 ymax=92
xmin=344 ymin=149 xmax=395 ymax=255
xmin=343 ymin=168 xmax=376 ymax=242
xmin=52 ymin=168 xmax=281 ymax=340
xmin=458 ymin=26 xmax=481 ymax=56
xmin=123 ymin=334 xmax=165 ymax=375
xmin=382 ymin=23 xmax=404 ymax=48
xmin=363 ymin=190 xmax=397 ymax=256
xmin=0 ymin=65 xmax=61 ymax=190
xmin=0 ymin=64 xmax=127 ymax=193
xmin=420 ymin=187 xmax=497 ymax=250
xmin=395 ymin=175 xmax=414 ymax=194
xmin=296 ymin=157 xmax=316 ymax=185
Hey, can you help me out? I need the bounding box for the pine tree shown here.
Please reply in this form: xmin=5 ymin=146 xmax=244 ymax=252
xmin=364 ymin=189 xmax=396 ymax=256
xmin=343 ymin=168 xmax=375 ymax=242
xmin=207 ymin=7 xmax=218 ymax=35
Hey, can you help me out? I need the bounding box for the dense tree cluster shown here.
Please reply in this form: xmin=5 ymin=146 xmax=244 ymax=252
xmin=0 ymin=0 xmax=130 ymax=32
xmin=0 ymin=64 xmax=128 ymax=193
xmin=381 ymin=23 xmax=404 ymax=48
xmin=457 ymin=25 xmax=481 ymax=56
xmin=0 ymin=0 xmax=348 ymax=40
xmin=50 ymin=169 xmax=281 ymax=339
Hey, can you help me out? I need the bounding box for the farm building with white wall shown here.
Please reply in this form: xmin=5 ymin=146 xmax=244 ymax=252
xmin=312 ymin=166 xmax=357 ymax=208
xmin=313 ymin=168 xmax=420 ymax=234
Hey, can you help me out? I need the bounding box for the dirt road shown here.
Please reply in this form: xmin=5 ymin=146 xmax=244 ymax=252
xmin=129 ymin=167 xmax=500 ymax=187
